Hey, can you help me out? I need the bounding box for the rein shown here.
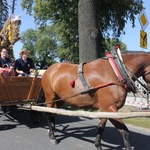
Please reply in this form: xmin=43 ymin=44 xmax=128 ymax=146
xmin=125 ymin=66 xmax=148 ymax=91
xmin=34 ymin=81 xmax=116 ymax=106
xmin=115 ymin=65 xmax=150 ymax=102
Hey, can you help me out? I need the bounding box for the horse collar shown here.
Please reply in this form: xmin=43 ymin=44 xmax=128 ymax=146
xmin=106 ymin=48 xmax=137 ymax=93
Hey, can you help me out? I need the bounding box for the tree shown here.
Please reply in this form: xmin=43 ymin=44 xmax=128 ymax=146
xmin=21 ymin=26 xmax=57 ymax=69
xmin=0 ymin=1 xmax=21 ymax=61
xmin=105 ymin=38 xmax=127 ymax=52
xmin=0 ymin=0 xmax=9 ymax=30
xmin=21 ymin=0 xmax=143 ymax=63
xmin=78 ymin=0 xmax=101 ymax=62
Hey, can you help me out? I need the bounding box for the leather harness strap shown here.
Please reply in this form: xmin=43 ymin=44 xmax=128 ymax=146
xmin=78 ymin=63 xmax=90 ymax=90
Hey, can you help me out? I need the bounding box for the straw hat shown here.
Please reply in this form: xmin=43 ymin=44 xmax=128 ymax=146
xmin=20 ymin=49 xmax=30 ymax=55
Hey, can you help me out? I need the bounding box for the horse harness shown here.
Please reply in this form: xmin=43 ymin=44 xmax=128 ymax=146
xmin=110 ymin=48 xmax=137 ymax=93
xmin=77 ymin=48 xmax=137 ymax=94
xmin=36 ymin=49 xmax=149 ymax=106
xmin=78 ymin=63 xmax=89 ymax=90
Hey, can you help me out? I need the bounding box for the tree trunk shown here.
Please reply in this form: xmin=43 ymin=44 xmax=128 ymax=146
xmin=78 ymin=0 xmax=101 ymax=63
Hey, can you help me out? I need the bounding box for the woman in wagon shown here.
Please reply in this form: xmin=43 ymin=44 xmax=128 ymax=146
xmin=0 ymin=47 xmax=14 ymax=76
xmin=14 ymin=49 xmax=35 ymax=76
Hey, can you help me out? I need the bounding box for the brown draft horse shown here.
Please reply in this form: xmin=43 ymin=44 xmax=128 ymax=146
xmin=42 ymin=51 xmax=150 ymax=150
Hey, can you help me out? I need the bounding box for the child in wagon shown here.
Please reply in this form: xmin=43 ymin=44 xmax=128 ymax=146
xmin=0 ymin=47 xmax=14 ymax=76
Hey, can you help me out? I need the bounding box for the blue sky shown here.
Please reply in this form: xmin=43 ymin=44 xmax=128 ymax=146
xmin=10 ymin=0 xmax=150 ymax=59
xmin=119 ymin=0 xmax=150 ymax=52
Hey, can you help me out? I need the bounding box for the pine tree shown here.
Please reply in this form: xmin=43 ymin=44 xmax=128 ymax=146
xmin=0 ymin=0 xmax=9 ymax=30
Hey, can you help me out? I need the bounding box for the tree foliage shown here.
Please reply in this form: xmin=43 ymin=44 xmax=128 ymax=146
xmin=0 ymin=0 xmax=9 ymax=30
xmin=21 ymin=0 xmax=143 ymax=63
xmin=105 ymin=38 xmax=127 ymax=52
xmin=21 ymin=26 xmax=57 ymax=69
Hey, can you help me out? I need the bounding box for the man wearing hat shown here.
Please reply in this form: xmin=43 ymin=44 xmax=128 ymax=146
xmin=14 ymin=49 xmax=35 ymax=76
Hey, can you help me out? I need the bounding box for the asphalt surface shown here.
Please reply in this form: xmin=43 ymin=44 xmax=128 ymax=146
xmin=0 ymin=108 xmax=150 ymax=150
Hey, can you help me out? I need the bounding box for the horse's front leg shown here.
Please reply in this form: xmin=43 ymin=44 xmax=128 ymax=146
xmin=95 ymin=118 xmax=107 ymax=150
xmin=109 ymin=118 xmax=132 ymax=150
xmin=47 ymin=113 xmax=57 ymax=145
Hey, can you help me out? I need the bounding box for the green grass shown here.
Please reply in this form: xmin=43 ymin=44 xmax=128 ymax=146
xmin=62 ymin=104 xmax=150 ymax=129
xmin=123 ymin=117 xmax=150 ymax=129
xmin=119 ymin=106 xmax=150 ymax=129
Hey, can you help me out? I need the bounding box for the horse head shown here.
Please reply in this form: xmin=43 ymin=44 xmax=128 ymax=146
xmin=122 ymin=52 xmax=150 ymax=92
xmin=142 ymin=65 xmax=150 ymax=91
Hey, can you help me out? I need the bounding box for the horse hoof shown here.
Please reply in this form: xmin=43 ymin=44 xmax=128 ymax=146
xmin=50 ymin=139 xmax=57 ymax=145
xmin=97 ymin=147 xmax=103 ymax=150
xmin=95 ymin=145 xmax=103 ymax=150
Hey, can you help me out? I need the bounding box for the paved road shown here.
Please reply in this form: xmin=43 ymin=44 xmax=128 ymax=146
xmin=0 ymin=109 xmax=150 ymax=150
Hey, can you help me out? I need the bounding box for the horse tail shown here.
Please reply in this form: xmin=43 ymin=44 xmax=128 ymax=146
xmin=37 ymin=88 xmax=46 ymax=105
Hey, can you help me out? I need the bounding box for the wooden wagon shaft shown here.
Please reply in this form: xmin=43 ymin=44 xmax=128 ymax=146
xmin=0 ymin=99 xmax=37 ymax=106
xmin=24 ymin=105 xmax=150 ymax=119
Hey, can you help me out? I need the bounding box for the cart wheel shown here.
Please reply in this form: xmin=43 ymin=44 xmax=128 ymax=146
xmin=30 ymin=110 xmax=42 ymax=123
xmin=1 ymin=106 xmax=7 ymax=113
xmin=1 ymin=105 xmax=17 ymax=113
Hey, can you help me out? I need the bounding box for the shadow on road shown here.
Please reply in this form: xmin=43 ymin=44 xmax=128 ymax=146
xmin=54 ymin=115 xmax=150 ymax=150
xmin=0 ymin=108 xmax=149 ymax=150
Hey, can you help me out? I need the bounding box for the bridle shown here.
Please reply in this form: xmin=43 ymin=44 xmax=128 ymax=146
xmin=144 ymin=71 xmax=150 ymax=77
xmin=125 ymin=65 xmax=149 ymax=91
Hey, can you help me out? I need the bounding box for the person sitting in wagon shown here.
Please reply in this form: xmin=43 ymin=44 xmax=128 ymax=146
xmin=14 ymin=49 xmax=35 ymax=76
xmin=0 ymin=47 xmax=14 ymax=76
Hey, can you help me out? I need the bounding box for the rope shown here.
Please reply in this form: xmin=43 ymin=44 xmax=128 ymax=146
xmin=34 ymin=92 xmax=82 ymax=106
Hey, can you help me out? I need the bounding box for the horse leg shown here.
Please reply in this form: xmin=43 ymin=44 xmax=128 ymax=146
xmin=47 ymin=101 xmax=65 ymax=145
xmin=109 ymin=118 xmax=132 ymax=150
xmin=45 ymin=94 xmax=57 ymax=144
xmin=95 ymin=118 xmax=107 ymax=150
xmin=47 ymin=113 xmax=57 ymax=144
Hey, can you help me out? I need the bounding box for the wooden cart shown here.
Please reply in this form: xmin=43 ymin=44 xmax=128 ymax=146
xmin=0 ymin=74 xmax=41 ymax=106
xmin=0 ymin=73 xmax=43 ymax=123
xmin=0 ymin=74 xmax=42 ymax=106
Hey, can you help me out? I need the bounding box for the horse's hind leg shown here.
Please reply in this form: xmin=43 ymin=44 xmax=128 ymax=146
xmin=46 ymin=97 xmax=64 ymax=144
xmin=44 ymin=89 xmax=57 ymax=144
xmin=109 ymin=118 xmax=132 ymax=150
xmin=47 ymin=113 xmax=57 ymax=144
xmin=95 ymin=118 xmax=107 ymax=150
